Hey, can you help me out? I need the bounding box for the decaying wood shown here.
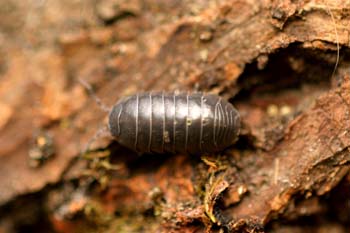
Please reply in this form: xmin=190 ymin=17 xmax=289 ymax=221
xmin=0 ymin=0 xmax=349 ymax=232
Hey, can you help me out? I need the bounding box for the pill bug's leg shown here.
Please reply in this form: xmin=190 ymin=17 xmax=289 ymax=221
xmin=81 ymin=125 xmax=110 ymax=157
xmin=78 ymin=78 xmax=111 ymax=113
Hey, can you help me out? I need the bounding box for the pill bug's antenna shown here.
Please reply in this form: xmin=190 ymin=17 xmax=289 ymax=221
xmin=82 ymin=125 xmax=111 ymax=156
xmin=78 ymin=78 xmax=112 ymax=156
xmin=78 ymin=78 xmax=111 ymax=113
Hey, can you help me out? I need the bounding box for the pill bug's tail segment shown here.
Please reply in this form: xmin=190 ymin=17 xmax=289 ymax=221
xmin=78 ymin=78 xmax=111 ymax=113
xmin=81 ymin=125 xmax=110 ymax=158
xmin=232 ymin=106 xmax=241 ymax=143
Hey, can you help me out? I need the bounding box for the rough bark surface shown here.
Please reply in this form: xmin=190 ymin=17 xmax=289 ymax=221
xmin=0 ymin=0 xmax=350 ymax=232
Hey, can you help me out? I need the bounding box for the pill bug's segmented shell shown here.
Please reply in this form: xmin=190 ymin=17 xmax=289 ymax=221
xmin=108 ymin=92 xmax=240 ymax=154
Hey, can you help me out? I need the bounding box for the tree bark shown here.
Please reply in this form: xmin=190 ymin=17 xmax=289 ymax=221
xmin=0 ymin=0 xmax=349 ymax=232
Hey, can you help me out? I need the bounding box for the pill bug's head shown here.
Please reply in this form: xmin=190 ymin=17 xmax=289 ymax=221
xmin=108 ymin=103 xmax=123 ymax=138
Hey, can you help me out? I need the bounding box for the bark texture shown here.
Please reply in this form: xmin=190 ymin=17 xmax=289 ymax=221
xmin=0 ymin=0 xmax=350 ymax=232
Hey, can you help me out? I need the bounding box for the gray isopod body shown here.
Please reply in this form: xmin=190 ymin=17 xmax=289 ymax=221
xmin=108 ymin=92 xmax=240 ymax=154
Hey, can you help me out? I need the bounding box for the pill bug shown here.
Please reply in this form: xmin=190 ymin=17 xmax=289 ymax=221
xmin=107 ymin=92 xmax=240 ymax=154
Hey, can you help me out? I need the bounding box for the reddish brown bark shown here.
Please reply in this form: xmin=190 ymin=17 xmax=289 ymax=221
xmin=0 ymin=0 xmax=349 ymax=232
